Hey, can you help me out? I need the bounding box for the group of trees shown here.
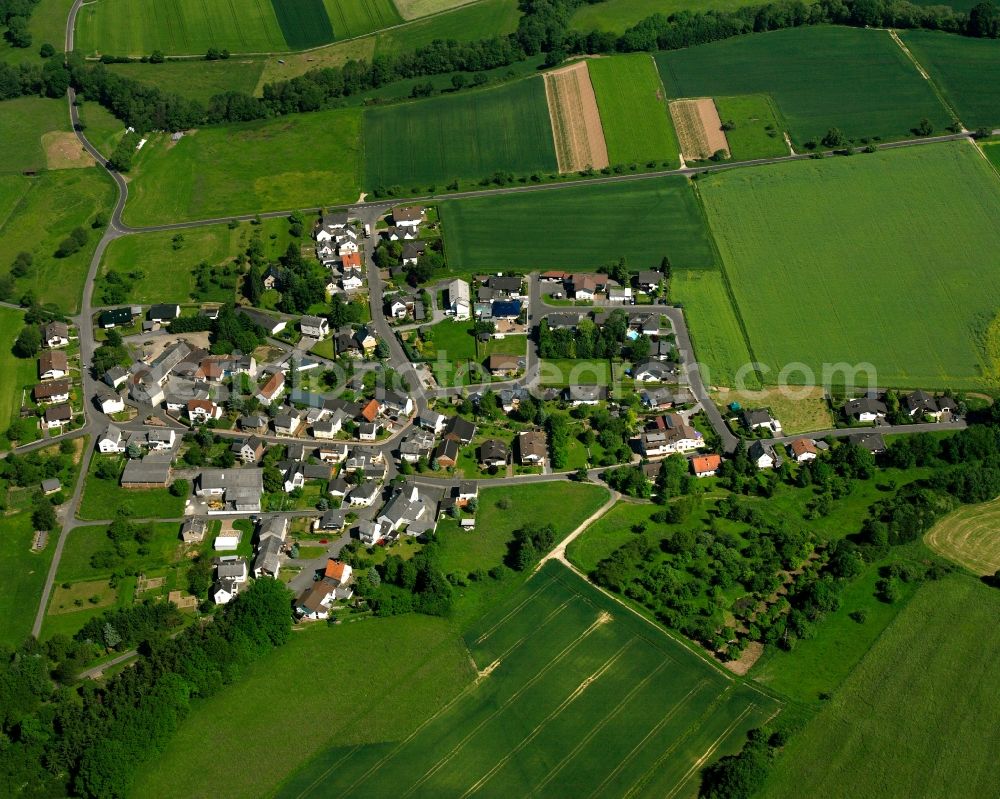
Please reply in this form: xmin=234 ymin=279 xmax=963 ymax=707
xmin=344 ymin=540 xmax=454 ymax=616
xmin=373 ymin=239 xmax=446 ymax=286
xmin=91 ymin=328 xmax=130 ymax=375
xmin=168 ymin=303 xmax=266 ymax=355
xmin=75 ymin=600 xmax=183 ymax=652
xmin=1 ymin=0 xmax=43 ymax=48
xmin=537 ymin=310 xmax=629 ymax=360
xmin=0 ymin=578 xmax=293 ymax=798
xmin=506 ymin=522 xmax=557 ymax=570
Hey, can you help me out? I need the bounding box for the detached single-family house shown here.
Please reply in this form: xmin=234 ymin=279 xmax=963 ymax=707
xmin=487 ymin=354 xmax=522 ymax=378
xmin=301 ymin=315 xmax=330 ymax=339
xmin=43 ymin=404 xmax=73 ymax=429
xmin=640 ymin=387 xmax=674 ymax=411
xmin=848 ymin=431 xmax=886 ymax=454
xmin=354 ymin=326 xmax=377 ymax=356
xmin=256 ymin=371 xmax=285 ymax=404
xmin=98 ymin=308 xmax=133 ymax=329
xmin=180 ymin=517 xmax=208 ymax=544
xmin=518 ymin=429 xmax=547 ymax=466
xmin=564 ymin=384 xmax=603 ymax=406
xmin=398 ymin=428 xmax=435 ymax=463
xmin=419 ymin=409 xmax=446 ymax=434
xmin=34 ymin=379 xmax=70 ymax=404
xmin=39 ymin=350 xmax=68 ymax=380
xmin=295 ymin=582 xmax=338 ymax=620
xmin=42 ymin=321 xmax=69 ymax=348
xmin=401 ymin=240 xmax=426 ymax=266
xmin=434 ymin=437 xmax=460 ymax=468
xmin=358 ymin=422 xmax=378 ymax=441
xmin=187 ymin=398 xmax=223 ymax=423
xmin=749 ymin=440 xmax=779 ymax=470
xmin=480 ymin=439 xmax=510 ymax=468
xmin=393 ymin=205 xmax=424 ymax=228
xmin=636 ymin=270 xmax=664 ymax=291
xmin=633 ymin=361 xmax=676 ymax=383
xmin=231 ymin=436 xmax=265 ymax=463
xmin=444 ymin=415 xmax=476 ymax=444
xmin=571 ymin=274 xmax=602 ymax=300
xmin=904 ymin=390 xmax=956 ymax=421
xmin=691 ymin=453 xmax=721 ymax=478
xmin=641 ymin=414 xmax=703 ymax=456
xmin=788 ymin=438 xmax=818 ymax=462
xmin=318 ymin=441 xmax=349 ymax=463
xmin=262 ymin=265 xmax=283 ymax=291
xmin=347 ymin=480 xmax=380 ymax=507
xmin=239 ymin=414 xmax=269 ymax=433
xmin=313 ymin=509 xmax=346 ymax=532
xmin=273 ymin=412 xmax=302 ymax=436
xmin=843 ymin=397 xmax=887 ymax=423
xmin=97 ymin=423 xmax=126 ymax=453
xmin=382 ymin=390 xmax=413 ymax=417
xmin=148 ymin=304 xmax=180 ymax=323
xmin=317 ymin=211 xmax=349 ymax=241
xmin=359 ymin=520 xmax=385 ymax=546
xmin=741 ymin=408 xmax=782 ymax=435
xmin=447 ymin=279 xmax=472 ymax=320
xmin=212 ymin=580 xmax=239 ymax=605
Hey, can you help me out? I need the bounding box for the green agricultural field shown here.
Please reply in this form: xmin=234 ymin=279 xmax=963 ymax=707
xmin=281 ymin=562 xmax=778 ymax=799
xmin=0 ymin=307 xmax=38 ymax=448
xmin=656 ymin=26 xmax=953 ymax=146
xmin=570 ymin=0 xmax=761 ymax=34
xmin=107 ymin=59 xmax=266 ymax=103
xmin=902 ymin=30 xmax=1000 ymax=130
xmin=669 ymin=270 xmax=756 ymax=389
xmin=587 ymin=54 xmax=680 ymax=167
xmin=761 ymin=575 xmax=1000 ymax=798
xmin=97 ymin=217 xmax=295 ymax=303
xmin=375 ymin=0 xmax=520 ymax=55
xmin=394 ymin=0 xmax=479 ymax=17
xmin=77 ymin=101 xmax=127 ymax=159
xmin=75 ymin=0 xmax=290 ymax=56
xmin=1 ymin=97 xmax=70 ymax=173
xmin=124 ymin=107 xmax=361 ymax=225
xmin=0 ymin=169 xmax=117 ymax=312
xmin=924 ymin=496 xmax=1000 ymax=575
xmin=437 ymin=481 xmax=610 ymax=575
xmin=275 ymin=0 xmax=334 ymax=48
xmin=697 ymin=141 xmax=1000 ymax=389
xmin=323 ymin=0 xmax=401 ymax=39
xmin=363 ymin=78 xmax=556 ymax=189
xmin=78 ymin=457 xmax=186 ymax=520
xmin=714 ymin=94 xmax=789 ymax=160
xmin=440 ymin=176 xmax=715 ymax=272
xmin=131 ymin=615 xmax=475 ymax=798
xmin=0 ymin=504 xmax=55 ymax=647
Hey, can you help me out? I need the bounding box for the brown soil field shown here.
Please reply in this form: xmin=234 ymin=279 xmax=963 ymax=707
xmin=543 ymin=61 xmax=609 ymax=173
xmin=669 ymin=98 xmax=730 ymax=161
xmin=43 ymin=131 xmax=96 ymax=169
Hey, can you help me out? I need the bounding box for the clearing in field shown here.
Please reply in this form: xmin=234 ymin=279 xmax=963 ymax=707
xmin=439 ymin=176 xmax=715 ymax=272
xmin=124 ymin=107 xmax=361 ymax=225
xmin=669 ymin=98 xmax=729 ymax=161
xmin=696 ymin=141 xmax=1000 ymax=389
xmin=761 ymin=575 xmax=1000 ymax=798
xmin=42 ymin=132 xmax=95 ymax=170
xmin=588 ymin=54 xmax=680 ymax=167
xmin=363 ymin=78 xmax=557 ymax=189
xmin=279 ymin=562 xmax=778 ymax=799
xmin=543 ymin=61 xmax=609 ymax=173
xmin=901 ymin=30 xmax=1000 ymax=130
xmin=656 ymin=26 xmax=952 ymax=146
xmin=924 ymin=498 xmax=1000 ymax=575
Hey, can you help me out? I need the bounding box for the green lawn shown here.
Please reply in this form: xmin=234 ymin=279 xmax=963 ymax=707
xmin=0 ymin=97 xmax=70 ymax=174
xmin=77 ymin=101 xmax=127 ymax=159
xmin=52 ymin=521 xmax=184 ymax=582
xmin=588 ymin=54 xmax=680 ymax=167
xmin=78 ymin=457 xmax=186 ymax=520
xmin=98 ymin=217 xmax=295 ymax=303
xmin=75 ymin=0 xmax=290 ymax=56
xmin=655 ymin=26 xmax=953 ymax=146
xmin=281 ymin=562 xmax=778 ymax=798
xmin=697 ymin=141 xmax=1000 ymax=389
xmin=670 ymin=269 xmax=757 ymax=390
xmin=0 ymin=307 xmax=39 ymax=448
xmin=107 ymin=59 xmax=266 ymax=103
xmin=713 ymin=94 xmax=789 ymax=160
xmin=0 ymin=169 xmax=117 ymax=312
xmin=902 ymin=29 xmax=1000 ymax=130
xmin=570 ymin=0 xmax=762 ymax=34
xmin=761 ymin=574 xmax=1000 ymax=798
xmin=439 ymin=176 xmax=715 ymax=272
xmin=124 ymin=108 xmax=362 ymax=225
xmin=363 ymin=78 xmax=557 ymax=190
xmin=0 ymin=510 xmax=55 ymax=647
xmin=565 ymin=501 xmax=661 ymax=574
xmin=538 ymin=358 xmax=612 ymax=387
xmin=436 ymin=481 xmax=610 ymax=576
xmin=130 ymin=615 xmax=475 ymax=798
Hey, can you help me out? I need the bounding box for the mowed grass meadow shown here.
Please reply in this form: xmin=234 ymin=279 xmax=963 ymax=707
xmin=588 ymin=54 xmax=680 ymax=167
xmin=124 ymin=108 xmax=362 ymax=225
xmin=362 ymin=78 xmax=557 ymax=189
xmin=714 ymin=94 xmax=789 ymax=160
xmin=902 ymin=30 xmax=1000 ymax=130
xmin=106 ymin=60 xmax=267 ymax=104
xmin=760 ymin=575 xmax=1000 ymax=798
xmin=924 ymin=496 xmax=1000 ymax=576
xmin=439 ymin=176 xmax=716 ymax=272
xmin=280 ymin=563 xmax=779 ymax=799
xmin=656 ymin=26 xmax=953 ymax=146
xmin=1 ymin=97 xmax=70 ymax=173
xmin=697 ymin=141 xmax=1000 ymax=389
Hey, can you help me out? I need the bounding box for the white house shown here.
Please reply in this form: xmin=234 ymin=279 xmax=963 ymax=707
xmin=419 ymin=410 xmax=446 ymax=434
xmin=301 ymin=315 xmax=330 ymax=339
xmin=787 ymin=438 xmax=818 ymax=462
xmin=749 ymin=440 xmax=778 ymax=470
xmin=187 ymin=399 xmax=223 ymax=423
xmin=359 ymin=519 xmax=385 ymax=546
xmin=97 ymin=390 xmax=125 ymax=415
xmin=97 ymin=424 xmax=126 ymax=454
xmin=42 ymin=322 xmax=69 ymax=348
xmin=341 ymin=269 xmax=364 ymax=291
xmin=843 ymin=397 xmax=887 ymax=423
xmin=347 ymin=480 xmax=380 ymax=507
xmin=212 ymin=580 xmax=238 ymax=605
xmin=393 ymin=205 xmax=424 ymax=228
xmin=741 ymin=408 xmax=782 ymax=435
xmin=213 ymin=528 xmax=242 ymax=551
xmin=447 ymin=279 xmax=471 ymax=320
xmin=640 ymin=415 xmax=703 ymax=456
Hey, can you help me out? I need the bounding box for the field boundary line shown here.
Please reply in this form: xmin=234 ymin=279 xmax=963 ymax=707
xmin=458 ymin=640 xmax=634 ymax=798
xmin=400 ymin=609 xmax=614 ymax=797
xmin=648 ymin=53 xmax=684 ymax=168
xmin=478 ymin=596 xmax=577 ymax=675
xmin=0 ymin=178 xmax=39 ymax=235
xmin=585 ymin=678 xmax=712 ymax=799
xmin=662 ymin=702 xmax=757 ymax=799
xmin=530 ymin=657 xmax=671 ymax=796
xmin=888 ymin=29 xmax=963 ymax=130
xmin=472 ymin=575 xmax=557 ymax=644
